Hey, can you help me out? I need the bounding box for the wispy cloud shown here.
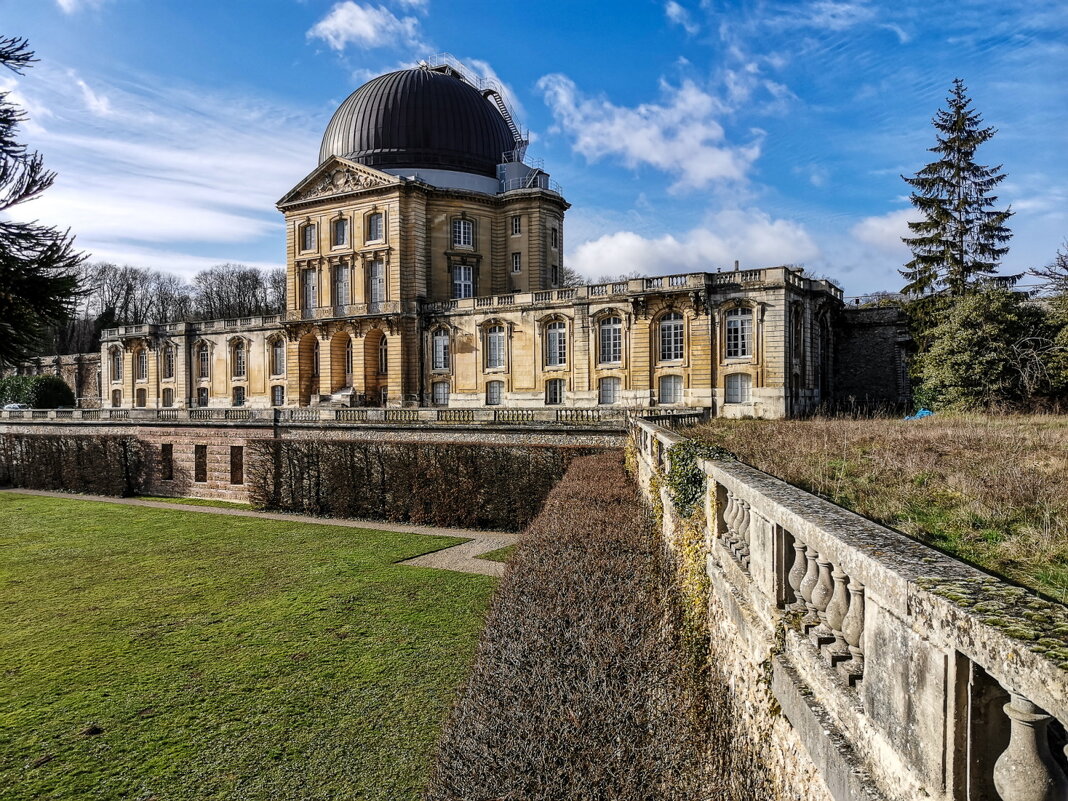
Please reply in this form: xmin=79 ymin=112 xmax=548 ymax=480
xmin=538 ymin=74 xmax=761 ymax=191
xmin=665 ymin=1 xmax=699 ymax=35
xmin=767 ymin=1 xmax=877 ymax=32
xmin=307 ymin=2 xmax=424 ymax=51
xmin=71 ymin=73 xmax=112 ymax=117
xmin=54 ymin=0 xmax=109 ymax=13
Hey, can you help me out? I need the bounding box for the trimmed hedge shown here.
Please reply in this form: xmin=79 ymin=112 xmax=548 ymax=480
xmin=247 ymin=439 xmax=594 ymax=531
xmin=0 ymin=434 xmax=144 ymax=496
xmin=424 ymin=453 xmax=768 ymax=800
xmin=0 ymin=375 xmax=75 ymax=408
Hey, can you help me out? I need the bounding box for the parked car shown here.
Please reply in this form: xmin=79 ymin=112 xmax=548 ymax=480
xmin=3 ymin=403 xmax=30 ymax=410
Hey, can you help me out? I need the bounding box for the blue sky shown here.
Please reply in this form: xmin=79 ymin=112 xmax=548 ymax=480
xmin=2 ymin=0 xmax=1065 ymax=296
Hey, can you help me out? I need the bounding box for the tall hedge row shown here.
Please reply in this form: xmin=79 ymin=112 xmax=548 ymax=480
xmin=424 ymin=453 xmax=767 ymax=800
xmin=247 ymin=439 xmax=593 ymax=531
xmin=0 ymin=434 xmax=144 ymax=496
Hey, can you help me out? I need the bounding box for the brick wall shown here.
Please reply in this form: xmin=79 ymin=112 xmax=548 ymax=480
xmin=834 ymin=307 xmax=911 ymax=408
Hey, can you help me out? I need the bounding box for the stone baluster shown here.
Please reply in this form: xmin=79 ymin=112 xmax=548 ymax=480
xmin=787 ymin=535 xmax=808 ymax=611
xmin=799 ymin=545 xmax=821 ymax=632
xmin=721 ymin=491 xmax=736 ymax=548
xmin=992 ymin=694 xmax=1068 ymax=801
xmin=737 ymin=499 xmax=751 ymax=569
xmin=839 ymin=580 xmax=866 ymax=685
xmin=824 ymin=568 xmax=851 ymax=666
xmin=809 ymin=553 xmax=836 ymax=647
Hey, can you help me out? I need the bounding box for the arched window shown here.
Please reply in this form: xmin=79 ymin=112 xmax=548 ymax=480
xmin=432 ymin=381 xmax=449 ymax=406
xmin=271 ymin=339 xmax=286 ymax=376
xmin=725 ymin=373 xmax=752 ymax=404
xmin=485 ymin=380 xmax=503 ymax=406
xmin=311 ymin=341 xmax=320 ymax=377
xmin=378 ymin=337 xmax=388 ymax=375
xmin=110 ymin=348 xmax=122 ymax=381
xmin=136 ymin=349 xmax=148 ymax=381
xmin=197 ymin=344 xmax=210 ymax=379
xmin=545 ymin=378 xmax=565 ymax=405
xmin=545 ymin=320 xmax=567 ymax=367
xmin=659 ymin=311 xmax=684 ymax=361
xmin=231 ymin=341 xmax=246 ymax=378
xmin=485 ymin=325 xmax=505 ymax=369
xmin=162 ymin=388 xmax=174 ymax=408
xmin=345 ymin=338 xmax=353 ymax=379
xmin=162 ymin=346 xmax=174 ymax=380
xmin=599 ymin=316 xmax=622 ymax=364
xmin=333 ymin=217 xmax=348 ymax=246
xmin=726 ymin=307 xmax=753 ymax=359
xmin=366 ymin=212 xmax=384 ymax=242
xmin=432 ymin=329 xmax=450 ymax=370
xmin=659 ymin=374 xmax=682 ymax=404
xmin=599 ymin=376 xmax=620 ymax=404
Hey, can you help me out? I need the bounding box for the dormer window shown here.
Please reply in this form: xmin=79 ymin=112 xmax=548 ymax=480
xmin=301 ymin=223 xmax=316 ymax=252
xmin=452 ymin=218 xmax=473 ymax=248
xmin=332 ymin=218 xmax=348 ymax=246
xmin=366 ymin=212 xmax=383 ymax=242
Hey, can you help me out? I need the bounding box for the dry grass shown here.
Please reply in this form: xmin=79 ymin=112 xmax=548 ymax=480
xmin=688 ymin=415 xmax=1068 ymax=601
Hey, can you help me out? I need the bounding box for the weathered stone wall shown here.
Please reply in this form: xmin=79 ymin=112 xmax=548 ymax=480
xmin=834 ymin=307 xmax=910 ymax=408
xmin=1 ymin=353 xmax=101 ymax=407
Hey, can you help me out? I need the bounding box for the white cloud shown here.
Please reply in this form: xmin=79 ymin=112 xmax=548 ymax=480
xmin=72 ymin=74 xmax=112 ymax=117
xmin=55 ymin=0 xmax=108 ymax=13
xmin=850 ymin=208 xmax=915 ymax=256
xmin=307 ymin=2 xmax=423 ymax=51
xmin=538 ymin=74 xmax=761 ymax=191
xmin=665 ymin=1 xmax=700 ymax=35
xmin=569 ymin=208 xmax=820 ymax=278
xmin=770 ymin=1 xmax=877 ymax=31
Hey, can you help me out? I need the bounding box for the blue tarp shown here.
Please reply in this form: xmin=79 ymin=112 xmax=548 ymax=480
xmin=904 ymin=408 xmax=934 ymax=421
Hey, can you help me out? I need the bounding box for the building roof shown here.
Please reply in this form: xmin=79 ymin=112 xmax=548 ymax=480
xmin=318 ymin=66 xmax=519 ymax=178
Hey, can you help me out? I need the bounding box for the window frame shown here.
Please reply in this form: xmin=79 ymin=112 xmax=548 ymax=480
xmin=544 ymin=320 xmax=567 ymax=367
xmin=368 ymin=260 xmax=385 ymax=304
xmin=451 ymin=218 xmax=474 ymax=249
xmin=271 ymin=385 xmax=285 ymax=406
xmin=659 ymin=311 xmax=685 ymax=362
xmin=725 ymin=307 xmax=754 ymax=360
xmin=231 ymin=340 xmax=246 ymax=379
xmin=197 ymin=344 xmax=210 ymax=380
xmin=452 ymin=264 xmax=474 ymax=299
xmin=510 ymin=215 xmax=521 ymax=236
xmin=300 ymin=222 xmax=317 ymax=252
xmin=196 ymin=387 xmax=208 ymax=407
xmin=545 ymin=377 xmax=565 ymax=405
xmin=162 ymin=387 xmax=174 ymax=408
xmin=332 ymin=217 xmax=348 ymax=247
xmin=232 ymin=386 xmax=246 ymax=407
xmin=431 ymin=329 xmax=450 ymax=371
xmin=485 ymin=325 xmax=506 ymax=370
xmin=659 ymin=374 xmax=683 ymax=405
xmin=110 ymin=348 xmax=122 ymax=382
xmin=725 ymin=372 xmax=752 ymax=404
xmin=136 ymin=348 xmax=148 ymax=381
xmin=598 ymin=315 xmax=622 ymax=365
xmin=598 ymin=376 xmax=620 ymax=405
xmin=333 ymin=264 xmax=351 ymax=306
xmin=485 ymin=380 xmax=503 ymax=406
xmin=431 ymin=380 xmax=450 ymax=406
xmin=366 ymin=211 xmax=384 ymax=243
xmin=163 ymin=346 xmax=174 ymax=380
xmin=511 ymin=252 xmax=522 ymax=273
xmin=270 ymin=339 xmax=286 ymax=376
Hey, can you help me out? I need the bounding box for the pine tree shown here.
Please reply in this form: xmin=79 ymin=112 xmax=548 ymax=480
xmin=0 ymin=36 xmax=82 ymax=366
xmin=900 ymin=79 xmax=1013 ymax=296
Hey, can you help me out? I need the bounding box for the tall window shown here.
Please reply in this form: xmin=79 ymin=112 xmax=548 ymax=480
xmin=368 ymin=261 xmax=385 ymax=303
xmin=197 ymin=345 xmax=209 ymax=379
xmin=511 ymin=215 xmax=521 ymax=235
xmin=432 ymin=329 xmax=450 ymax=370
xmin=110 ymin=348 xmax=122 ymax=381
xmin=486 ymin=380 xmax=503 ymax=406
xmin=378 ymin=337 xmax=388 ymax=375
xmin=367 ymin=212 xmax=383 ymax=242
xmin=301 ymin=223 xmax=316 ymax=251
xmin=452 ymin=218 xmax=473 ymax=248
xmin=311 ymin=341 xmax=320 ymax=376
xmin=599 ymin=316 xmax=622 ymax=364
xmin=162 ymin=388 xmax=174 ymax=408
xmin=163 ymin=346 xmax=174 ymax=379
xmin=111 ymin=389 xmax=121 ymax=408
xmin=452 ymin=264 xmax=474 ymax=299
xmin=545 ymin=378 xmax=565 ymax=405
xmin=135 ymin=388 xmax=146 ymax=407
xmin=551 ymin=265 xmax=559 ymax=285
xmin=511 ymin=252 xmax=522 ymax=273
xmin=599 ymin=376 xmax=620 ymax=405
xmin=725 ymin=373 xmax=752 ymax=404
xmin=345 ymin=338 xmax=353 ymax=380
xmin=136 ymin=349 xmax=147 ymax=380
xmin=332 ymin=218 xmax=348 ymax=246
xmin=726 ymin=307 xmax=753 ymax=359
xmin=232 ymin=386 xmax=246 ymax=407
xmin=659 ymin=374 xmax=682 ymax=404
xmin=551 ymin=227 xmax=559 ymax=249
xmin=485 ymin=325 xmax=505 ymax=369
xmin=545 ymin=320 xmax=567 ymax=366
xmin=333 ymin=265 xmax=350 ymax=306
xmin=232 ymin=341 xmax=246 ymax=378
xmin=197 ymin=387 xmax=208 ymax=407
xmin=271 ymin=385 xmax=285 ymax=406
xmin=302 ymin=268 xmax=317 ymax=310
xmin=271 ymin=339 xmax=285 ymax=376
xmin=432 ymin=381 xmax=449 ymax=406
xmin=659 ymin=312 xmax=684 ymax=361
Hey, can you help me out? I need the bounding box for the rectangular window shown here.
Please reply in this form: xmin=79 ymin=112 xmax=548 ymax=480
xmin=163 ymin=348 xmax=174 ymax=379
xmin=452 ymin=264 xmax=474 ymax=299
xmin=198 ymin=347 xmax=210 ymax=379
xmin=137 ymin=350 xmax=147 ymax=381
xmin=432 ymin=381 xmax=449 ymax=406
xmin=160 ymin=444 xmax=173 ymax=481
xmin=135 ymin=388 xmax=146 ymax=407
xmin=233 ymin=345 xmax=246 ymax=378
xmin=302 ymin=268 xmax=318 ymax=310
xmin=659 ymin=314 xmax=685 ymax=361
xmin=452 ymin=218 xmax=473 ymax=248
xmin=301 ymin=224 xmax=316 ymax=251
xmin=197 ymin=387 xmax=208 ymax=407
xmin=511 ymin=215 xmax=521 ymax=235
xmin=111 ymin=389 xmax=121 ymax=408
xmin=599 ymin=318 xmax=622 ymax=364
xmin=546 ymin=322 xmax=567 ymax=366
xmin=232 ymin=386 xmax=245 ymax=407
xmin=332 ymin=218 xmax=348 ymax=246
xmin=551 ymin=227 xmax=559 ymax=249
xmin=486 ymin=380 xmax=503 ymax=406
xmin=725 ymin=372 xmax=752 ymax=404
xmin=432 ymin=331 xmax=450 ymax=370
xmin=194 ymin=444 xmax=207 ymax=483
xmin=367 ymin=212 xmax=384 ymax=242
xmin=334 ymin=265 xmax=350 ymax=305
xmin=599 ymin=376 xmax=620 ymax=405
xmin=511 ymin=252 xmax=522 ymax=273
xmin=659 ymin=374 xmax=683 ymax=404
xmin=726 ymin=308 xmax=753 ymax=359
xmin=486 ymin=326 xmax=505 ymax=369
xmin=162 ymin=388 xmax=174 ymax=408
xmin=230 ymin=445 xmax=244 ymax=485
xmin=545 ymin=378 xmax=565 ymax=405
xmin=368 ymin=261 xmax=385 ymax=303
xmin=551 ymin=265 xmax=559 ymax=285
xmin=271 ymin=385 xmax=285 ymax=406
xmin=272 ymin=341 xmax=285 ymax=375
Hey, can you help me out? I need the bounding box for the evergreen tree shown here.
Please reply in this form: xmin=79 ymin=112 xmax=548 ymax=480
xmin=0 ymin=36 xmax=82 ymax=366
xmin=900 ymin=79 xmax=1013 ymax=296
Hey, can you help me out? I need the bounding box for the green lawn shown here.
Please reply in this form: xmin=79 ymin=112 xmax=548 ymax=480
xmin=477 ymin=544 xmax=517 ymax=563
xmin=134 ymin=495 xmax=254 ymax=510
xmin=0 ymin=494 xmax=495 ymax=800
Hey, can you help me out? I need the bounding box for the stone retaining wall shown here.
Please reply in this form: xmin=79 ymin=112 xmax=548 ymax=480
xmin=633 ymin=418 xmax=1068 ymax=801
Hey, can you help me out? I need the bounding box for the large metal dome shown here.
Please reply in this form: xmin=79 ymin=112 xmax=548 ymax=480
xmin=318 ymin=66 xmax=518 ymax=177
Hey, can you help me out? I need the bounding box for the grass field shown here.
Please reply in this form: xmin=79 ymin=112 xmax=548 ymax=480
xmin=689 ymin=414 xmax=1068 ymax=601
xmin=476 ymin=544 xmax=517 ymax=563
xmin=134 ymin=495 xmax=253 ymax=510
xmin=0 ymin=493 xmax=495 ymax=800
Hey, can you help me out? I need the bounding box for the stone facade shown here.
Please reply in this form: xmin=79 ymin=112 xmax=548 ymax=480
xmin=834 ymin=307 xmax=911 ymax=409
xmin=1 ymin=353 xmax=102 ymax=407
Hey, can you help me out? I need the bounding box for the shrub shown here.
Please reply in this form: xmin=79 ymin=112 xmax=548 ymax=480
xmin=0 ymin=434 xmax=144 ymax=495
xmin=423 ymin=453 xmax=769 ymax=800
xmin=665 ymin=439 xmax=734 ymax=518
xmin=247 ymin=439 xmax=595 ymax=531
xmin=0 ymin=374 xmax=75 ymax=408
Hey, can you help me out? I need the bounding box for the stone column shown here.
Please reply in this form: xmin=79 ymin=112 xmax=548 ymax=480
xmin=993 ymin=694 xmax=1068 ymax=801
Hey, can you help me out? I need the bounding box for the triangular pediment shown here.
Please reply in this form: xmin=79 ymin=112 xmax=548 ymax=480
xmin=277 ymin=157 xmax=398 ymax=207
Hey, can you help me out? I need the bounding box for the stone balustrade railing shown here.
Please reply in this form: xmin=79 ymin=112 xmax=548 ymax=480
xmin=632 ymin=417 xmax=1068 ymax=801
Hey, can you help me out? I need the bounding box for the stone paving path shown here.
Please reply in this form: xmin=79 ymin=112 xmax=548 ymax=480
xmin=0 ymin=488 xmax=515 ymax=577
